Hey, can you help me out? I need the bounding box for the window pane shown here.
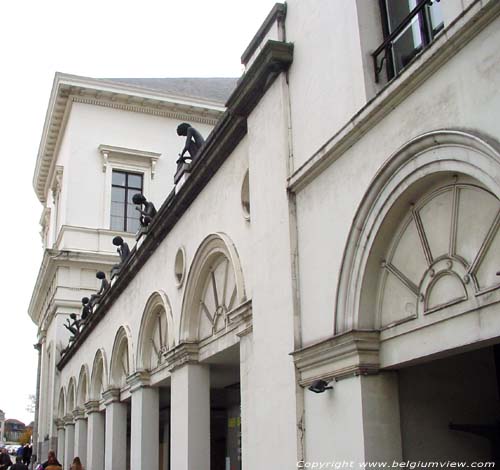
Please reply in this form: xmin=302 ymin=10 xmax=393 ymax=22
xmin=128 ymin=174 xmax=143 ymax=189
xmin=111 ymin=202 xmax=124 ymax=217
xmin=112 ymin=171 xmax=126 ymax=186
xmin=392 ymin=17 xmax=423 ymax=72
xmin=111 ymin=216 xmax=125 ymax=231
xmin=112 ymin=187 xmax=125 ymax=203
xmin=127 ymin=217 xmax=140 ymax=233
xmin=386 ymin=0 xmax=415 ymax=32
xmin=428 ymin=2 xmax=443 ymax=33
xmin=127 ymin=202 xmax=139 ymax=219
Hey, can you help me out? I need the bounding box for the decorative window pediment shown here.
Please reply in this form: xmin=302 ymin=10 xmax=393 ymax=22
xmin=98 ymin=144 xmax=161 ymax=178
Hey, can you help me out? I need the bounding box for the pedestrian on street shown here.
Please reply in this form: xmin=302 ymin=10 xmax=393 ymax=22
xmin=22 ymin=444 xmax=32 ymax=466
xmin=70 ymin=456 xmax=83 ymax=470
xmin=41 ymin=450 xmax=62 ymax=470
xmin=0 ymin=447 xmax=13 ymax=470
xmin=10 ymin=455 xmax=29 ymax=470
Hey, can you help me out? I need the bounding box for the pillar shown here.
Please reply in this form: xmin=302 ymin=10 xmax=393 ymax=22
xmin=63 ymin=416 xmax=75 ymax=469
xmin=56 ymin=420 xmax=65 ymax=465
xmin=170 ymin=363 xmax=210 ymax=470
xmin=103 ymin=389 xmax=128 ymax=470
xmin=85 ymin=401 xmax=105 ymax=470
xmin=129 ymin=372 xmax=159 ymax=470
xmin=73 ymin=409 xmax=88 ymax=465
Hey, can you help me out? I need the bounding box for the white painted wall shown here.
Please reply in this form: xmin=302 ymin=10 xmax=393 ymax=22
xmin=296 ymin=16 xmax=500 ymax=346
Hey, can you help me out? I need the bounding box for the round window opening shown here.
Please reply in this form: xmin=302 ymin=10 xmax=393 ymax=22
xmin=174 ymin=247 xmax=186 ymax=287
xmin=241 ymin=170 xmax=250 ymax=220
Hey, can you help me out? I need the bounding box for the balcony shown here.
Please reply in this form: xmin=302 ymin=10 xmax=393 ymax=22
xmin=373 ymin=0 xmax=444 ymax=82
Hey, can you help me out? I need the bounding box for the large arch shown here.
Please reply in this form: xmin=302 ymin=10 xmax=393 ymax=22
xmin=109 ymin=325 xmax=134 ymax=388
xmin=76 ymin=364 xmax=90 ymax=407
xmin=66 ymin=377 xmax=77 ymax=416
xmin=136 ymin=290 xmax=175 ymax=371
xmin=180 ymin=232 xmax=246 ymax=342
xmin=57 ymin=387 xmax=66 ymax=420
xmin=90 ymin=348 xmax=108 ymax=401
xmin=335 ymin=129 xmax=500 ymax=334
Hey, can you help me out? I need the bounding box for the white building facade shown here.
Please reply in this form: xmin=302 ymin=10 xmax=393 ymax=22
xmin=30 ymin=1 xmax=500 ymax=469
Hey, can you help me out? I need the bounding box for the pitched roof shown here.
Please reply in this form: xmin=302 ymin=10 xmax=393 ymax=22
xmin=103 ymin=77 xmax=238 ymax=104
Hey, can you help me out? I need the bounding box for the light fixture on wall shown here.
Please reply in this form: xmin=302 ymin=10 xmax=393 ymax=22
xmin=308 ymin=379 xmax=333 ymax=393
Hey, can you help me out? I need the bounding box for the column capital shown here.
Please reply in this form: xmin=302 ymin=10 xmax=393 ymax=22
xmin=165 ymin=341 xmax=199 ymax=373
xmin=126 ymin=370 xmax=151 ymax=393
xmin=291 ymin=329 xmax=380 ymax=386
xmin=102 ymin=388 xmax=121 ymax=406
xmin=55 ymin=418 xmax=65 ymax=430
xmin=73 ymin=408 xmax=86 ymax=421
xmin=84 ymin=400 xmax=101 ymax=414
xmin=63 ymin=414 xmax=75 ymax=426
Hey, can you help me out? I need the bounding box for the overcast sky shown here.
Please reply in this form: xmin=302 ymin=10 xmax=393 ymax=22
xmin=0 ymin=0 xmax=276 ymax=426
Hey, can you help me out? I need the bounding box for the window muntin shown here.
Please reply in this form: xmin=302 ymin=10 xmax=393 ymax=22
xmin=374 ymin=0 xmax=444 ymax=82
xmin=110 ymin=170 xmax=143 ymax=233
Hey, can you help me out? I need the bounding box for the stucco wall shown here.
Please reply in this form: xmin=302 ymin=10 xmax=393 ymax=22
xmin=296 ymin=16 xmax=500 ymax=346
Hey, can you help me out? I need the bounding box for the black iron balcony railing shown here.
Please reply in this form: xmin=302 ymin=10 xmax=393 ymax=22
xmin=372 ymin=0 xmax=443 ymax=83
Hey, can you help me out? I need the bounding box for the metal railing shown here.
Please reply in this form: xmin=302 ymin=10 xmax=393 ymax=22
xmin=372 ymin=0 xmax=442 ymax=83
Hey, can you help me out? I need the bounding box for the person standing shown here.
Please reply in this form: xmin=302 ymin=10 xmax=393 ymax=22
xmin=22 ymin=444 xmax=31 ymax=466
xmin=10 ymin=455 xmax=29 ymax=470
xmin=0 ymin=447 xmax=13 ymax=470
xmin=69 ymin=457 xmax=83 ymax=470
xmin=41 ymin=450 xmax=62 ymax=470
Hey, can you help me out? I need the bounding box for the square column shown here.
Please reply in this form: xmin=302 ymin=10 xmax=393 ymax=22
xmin=56 ymin=420 xmax=65 ymax=465
xmin=170 ymin=362 xmax=210 ymax=470
xmin=63 ymin=417 xmax=75 ymax=469
xmin=128 ymin=372 xmax=159 ymax=470
xmin=103 ymin=389 xmax=128 ymax=470
xmin=73 ymin=409 xmax=87 ymax=465
xmin=85 ymin=401 xmax=105 ymax=470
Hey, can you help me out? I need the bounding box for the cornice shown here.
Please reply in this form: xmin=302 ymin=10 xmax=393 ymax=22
xmin=56 ymin=39 xmax=293 ymax=371
xmin=99 ymin=144 xmax=161 ymax=177
xmin=33 ymin=73 xmax=227 ymax=204
xmin=227 ymin=40 xmax=293 ymax=117
xmin=241 ymin=3 xmax=287 ymax=65
xmin=72 ymin=95 xmax=220 ymax=125
xmin=28 ymin=247 xmax=119 ymax=325
xmin=292 ymin=330 xmax=380 ymax=385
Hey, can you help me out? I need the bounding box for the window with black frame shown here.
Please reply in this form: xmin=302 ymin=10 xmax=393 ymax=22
xmin=110 ymin=170 xmax=143 ymax=233
xmin=373 ymin=0 xmax=444 ymax=82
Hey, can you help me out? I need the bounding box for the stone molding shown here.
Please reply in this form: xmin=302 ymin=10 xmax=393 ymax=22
xmin=102 ymin=388 xmax=121 ymax=406
xmin=72 ymin=408 xmax=86 ymax=421
xmin=292 ymin=330 xmax=380 ymax=385
xmin=227 ymin=299 xmax=252 ymax=326
xmin=63 ymin=415 xmax=75 ymax=426
xmin=55 ymin=418 xmax=65 ymax=430
xmin=84 ymin=400 xmax=100 ymax=414
xmin=227 ymin=40 xmax=293 ymax=117
xmin=241 ymin=3 xmax=286 ymax=65
xmin=98 ymin=144 xmax=161 ymax=177
xmin=164 ymin=342 xmax=199 ymax=372
xmin=72 ymin=96 xmax=220 ymax=126
xmin=126 ymin=370 xmax=151 ymax=393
